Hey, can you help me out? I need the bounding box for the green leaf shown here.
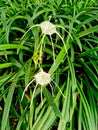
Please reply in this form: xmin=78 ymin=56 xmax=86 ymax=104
xmin=78 ymin=25 xmax=98 ymax=38
xmin=0 ymin=63 xmax=14 ymax=69
xmin=0 ymin=44 xmax=32 ymax=52
xmin=1 ymin=63 xmax=25 ymax=130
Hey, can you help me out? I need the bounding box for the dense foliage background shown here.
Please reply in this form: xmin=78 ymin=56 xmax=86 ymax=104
xmin=0 ymin=0 xmax=98 ymax=130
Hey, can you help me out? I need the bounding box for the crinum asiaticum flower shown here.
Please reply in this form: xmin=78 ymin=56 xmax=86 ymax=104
xmin=21 ymin=20 xmax=69 ymax=65
xmin=21 ymin=69 xmax=66 ymax=104
xmin=40 ymin=21 xmax=56 ymax=35
xmin=40 ymin=21 xmax=68 ymax=63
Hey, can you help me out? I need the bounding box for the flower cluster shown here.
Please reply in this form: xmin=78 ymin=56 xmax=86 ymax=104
xmin=21 ymin=20 xmax=67 ymax=104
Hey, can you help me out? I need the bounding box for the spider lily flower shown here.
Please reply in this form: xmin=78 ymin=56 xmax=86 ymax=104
xmin=21 ymin=20 xmax=69 ymax=65
xmin=21 ymin=69 xmax=66 ymax=105
xmin=34 ymin=68 xmax=51 ymax=86
xmin=40 ymin=21 xmax=68 ymax=63
xmin=40 ymin=21 xmax=56 ymax=35
xmin=40 ymin=21 xmax=70 ymax=54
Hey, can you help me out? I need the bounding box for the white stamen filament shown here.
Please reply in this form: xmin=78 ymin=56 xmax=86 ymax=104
xmin=31 ymin=83 xmax=38 ymax=105
xmin=21 ymin=79 xmax=35 ymax=102
xmin=50 ymin=35 xmax=55 ymax=64
xmin=49 ymin=83 xmax=54 ymax=97
xmin=56 ymin=31 xmax=68 ymax=54
xmin=51 ymin=80 xmax=66 ymax=98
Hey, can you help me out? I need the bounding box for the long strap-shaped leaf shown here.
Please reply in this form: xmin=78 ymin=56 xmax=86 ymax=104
xmin=0 ymin=44 xmax=32 ymax=52
xmin=78 ymin=25 xmax=98 ymax=38
xmin=1 ymin=61 xmax=29 ymax=130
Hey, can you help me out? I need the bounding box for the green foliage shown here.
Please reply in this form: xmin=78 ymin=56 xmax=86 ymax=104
xmin=0 ymin=0 xmax=98 ymax=130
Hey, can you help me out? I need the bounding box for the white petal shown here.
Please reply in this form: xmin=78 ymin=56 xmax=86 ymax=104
xmin=40 ymin=21 xmax=56 ymax=35
xmin=34 ymin=69 xmax=51 ymax=86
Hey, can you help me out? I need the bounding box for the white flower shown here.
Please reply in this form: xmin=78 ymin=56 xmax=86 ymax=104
xmin=21 ymin=69 xmax=66 ymax=104
xmin=34 ymin=68 xmax=51 ymax=86
xmin=40 ymin=21 xmax=56 ymax=35
xmin=40 ymin=21 xmax=68 ymax=63
xmin=21 ymin=20 xmax=69 ymax=65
